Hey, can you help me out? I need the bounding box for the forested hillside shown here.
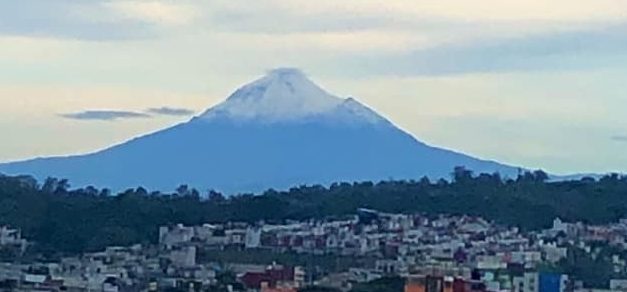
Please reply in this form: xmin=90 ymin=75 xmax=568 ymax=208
xmin=1 ymin=167 xmax=626 ymax=254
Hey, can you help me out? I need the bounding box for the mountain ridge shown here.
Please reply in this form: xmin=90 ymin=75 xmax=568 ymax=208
xmin=0 ymin=68 xmax=520 ymax=193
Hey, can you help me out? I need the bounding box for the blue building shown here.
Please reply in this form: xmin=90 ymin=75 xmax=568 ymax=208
xmin=539 ymin=273 xmax=567 ymax=292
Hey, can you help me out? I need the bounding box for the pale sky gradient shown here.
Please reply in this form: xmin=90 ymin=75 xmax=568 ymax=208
xmin=1 ymin=0 xmax=626 ymax=174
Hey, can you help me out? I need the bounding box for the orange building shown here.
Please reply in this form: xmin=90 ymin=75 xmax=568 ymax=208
xmin=405 ymin=276 xmax=426 ymax=292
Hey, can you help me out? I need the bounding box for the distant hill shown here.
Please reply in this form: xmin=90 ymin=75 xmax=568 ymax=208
xmin=0 ymin=68 xmax=519 ymax=193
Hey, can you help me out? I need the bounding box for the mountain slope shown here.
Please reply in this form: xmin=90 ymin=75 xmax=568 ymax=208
xmin=0 ymin=68 xmax=519 ymax=193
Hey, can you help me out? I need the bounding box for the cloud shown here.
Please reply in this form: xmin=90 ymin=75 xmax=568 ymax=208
xmin=202 ymin=0 xmax=627 ymax=34
xmin=204 ymin=3 xmax=395 ymax=34
xmin=0 ymin=1 xmax=145 ymax=40
xmin=146 ymin=107 xmax=195 ymax=116
xmin=250 ymin=0 xmax=627 ymax=23
xmin=611 ymin=135 xmax=627 ymax=142
xmin=59 ymin=106 xmax=195 ymax=121
xmin=0 ymin=0 xmax=196 ymax=40
xmin=104 ymin=1 xmax=200 ymax=26
xmin=344 ymin=23 xmax=627 ymax=76
xmin=60 ymin=110 xmax=150 ymax=121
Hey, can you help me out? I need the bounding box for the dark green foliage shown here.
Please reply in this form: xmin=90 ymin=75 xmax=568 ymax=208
xmin=0 ymin=170 xmax=626 ymax=254
xmin=553 ymin=244 xmax=626 ymax=288
xmin=0 ymin=247 xmax=21 ymax=262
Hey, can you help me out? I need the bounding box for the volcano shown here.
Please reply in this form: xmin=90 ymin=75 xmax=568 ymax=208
xmin=0 ymin=68 xmax=518 ymax=193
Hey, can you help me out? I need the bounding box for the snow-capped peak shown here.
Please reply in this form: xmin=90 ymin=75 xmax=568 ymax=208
xmin=199 ymin=68 xmax=386 ymax=124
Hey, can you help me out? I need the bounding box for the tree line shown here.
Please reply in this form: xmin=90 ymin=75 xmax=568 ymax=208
xmin=0 ymin=167 xmax=626 ymax=255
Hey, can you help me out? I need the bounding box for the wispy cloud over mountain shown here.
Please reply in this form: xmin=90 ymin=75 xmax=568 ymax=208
xmin=60 ymin=107 xmax=195 ymax=121
xmin=146 ymin=107 xmax=195 ymax=116
xmin=60 ymin=110 xmax=150 ymax=121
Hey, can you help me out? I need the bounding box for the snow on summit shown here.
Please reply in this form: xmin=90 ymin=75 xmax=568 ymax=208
xmin=200 ymin=68 xmax=380 ymax=123
xmin=0 ymin=67 xmax=519 ymax=193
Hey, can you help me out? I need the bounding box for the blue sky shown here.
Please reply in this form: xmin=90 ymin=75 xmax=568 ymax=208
xmin=1 ymin=0 xmax=626 ymax=174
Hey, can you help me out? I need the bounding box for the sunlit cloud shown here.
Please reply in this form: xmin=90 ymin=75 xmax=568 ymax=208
xmin=103 ymin=1 xmax=201 ymax=26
